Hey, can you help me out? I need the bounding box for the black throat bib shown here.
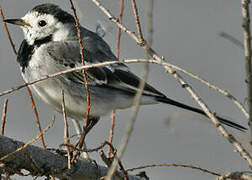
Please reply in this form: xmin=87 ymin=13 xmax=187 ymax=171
xmin=17 ymin=35 xmax=52 ymax=72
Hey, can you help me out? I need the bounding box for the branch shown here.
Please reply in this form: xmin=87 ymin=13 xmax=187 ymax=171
xmin=0 ymin=135 xmax=140 ymax=180
xmin=130 ymin=0 xmax=144 ymax=44
xmin=1 ymin=99 xmax=8 ymax=135
xmin=241 ymin=0 xmax=252 ymax=143
xmin=126 ymin=163 xmax=220 ymax=177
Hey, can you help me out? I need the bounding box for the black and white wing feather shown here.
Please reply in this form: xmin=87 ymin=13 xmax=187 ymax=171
xmin=46 ymin=33 xmax=165 ymax=98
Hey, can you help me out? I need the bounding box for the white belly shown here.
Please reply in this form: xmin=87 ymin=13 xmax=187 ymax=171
xmin=20 ymin=44 xmax=156 ymax=120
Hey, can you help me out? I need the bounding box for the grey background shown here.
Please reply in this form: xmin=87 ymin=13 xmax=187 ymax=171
xmin=0 ymin=0 xmax=251 ymax=179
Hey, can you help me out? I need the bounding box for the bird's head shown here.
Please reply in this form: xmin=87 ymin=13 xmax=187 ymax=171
xmin=4 ymin=4 xmax=76 ymax=45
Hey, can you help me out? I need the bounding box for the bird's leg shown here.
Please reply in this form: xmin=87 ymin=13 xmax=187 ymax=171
xmin=71 ymin=119 xmax=89 ymax=160
xmin=71 ymin=117 xmax=100 ymax=160
xmin=71 ymin=118 xmax=82 ymax=137
xmin=85 ymin=117 xmax=100 ymax=134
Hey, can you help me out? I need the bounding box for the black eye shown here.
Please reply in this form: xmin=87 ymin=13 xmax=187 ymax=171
xmin=38 ymin=20 xmax=47 ymax=27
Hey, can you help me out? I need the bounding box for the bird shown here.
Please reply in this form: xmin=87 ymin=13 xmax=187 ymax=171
xmin=4 ymin=3 xmax=246 ymax=135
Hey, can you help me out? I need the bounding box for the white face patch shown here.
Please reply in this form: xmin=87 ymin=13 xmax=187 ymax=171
xmin=52 ymin=23 xmax=70 ymax=41
xmin=21 ymin=11 xmax=68 ymax=44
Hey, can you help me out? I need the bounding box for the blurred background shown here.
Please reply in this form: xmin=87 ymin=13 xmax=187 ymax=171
xmin=0 ymin=0 xmax=251 ymax=179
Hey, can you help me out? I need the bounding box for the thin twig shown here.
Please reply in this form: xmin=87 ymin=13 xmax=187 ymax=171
xmin=116 ymin=0 xmax=124 ymax=58
xmin=63 ymin=140 xmax=114 ymax=153
xmin=26 ymin=87 xmax=46 ymax=149
xmin=108 ymin=111 xmax=116 ymax=157
xmin=0 ymin=115 xmax=55 ymax=161
xmin=106 ymin=1 xmax=148 ymax=179
xmin=126 ymin=163 xmax=220 ymax=177
xmin=90 ymin=0 xmax=252 ymax=168
xmin=0 ymin=6 xmax=17 ymax=55
xmin=241 ymin=0 xmax=252 ymax=142
xmin=0 ymin=4 xmax=46 ymax=149
xmin=68 ymin=0 xmax=91 ymax=154
xmin=61 ymin=90 xmax=71 ymax=169
xmin=1 ymin=99 xmax=8 ymax=136
xmin=62 ymin=143 xmax=104 ymax=153
xmin=130 ymin=0 xmax=144 ymax=44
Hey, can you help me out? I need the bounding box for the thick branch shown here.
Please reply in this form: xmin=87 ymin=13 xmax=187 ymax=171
xmin=0 ymin=135 xmax=139 ymax=180
xmin=241 ymin=0 xmax=252 ymax=143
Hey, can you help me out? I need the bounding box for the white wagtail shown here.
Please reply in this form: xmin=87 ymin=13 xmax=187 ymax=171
xmin=4 ymin=3 xmax=246 ymax=133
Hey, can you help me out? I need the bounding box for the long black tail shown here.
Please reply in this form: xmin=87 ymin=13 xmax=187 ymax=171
xmin=156 ymin=96 xmax=247 ymax=131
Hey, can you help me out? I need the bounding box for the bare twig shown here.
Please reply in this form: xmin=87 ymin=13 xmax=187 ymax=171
xmin=126 ymin=163 xmax=220 ymax=177
xmin=68 ymin=0 xmax=91 ymax=152
xmin=0 ymin=4 xmax=46 ymax=149
xmin=1 ymin=99 xmax=8 ymax=136
xmin=90 ymin=0 xmax=252 ymax=168
xmin=116 ymin=0 xmax=125 ymax=58
xmin=61 ymin=90 xmax=71 ymax=169
xmin=0 ymin=115 xmax=55 ymax=161
xmin=241 ymin=0 xmax=252 ymax=142
xmin=62 ymin=142 xmax=108 ymax=153
xmin=130 ymin=0 xmax=144 ymax=44
xmin=108 ymin=111 xmax=116 ymax=157
xmin=26 ymin=87 xmax=46 ymax=149
xmin=0 ymin=5 xmax=17 ymax=55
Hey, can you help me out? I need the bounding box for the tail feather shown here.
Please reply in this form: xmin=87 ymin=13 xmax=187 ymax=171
xmin=156 ymin=96 xmax=247 ymax=131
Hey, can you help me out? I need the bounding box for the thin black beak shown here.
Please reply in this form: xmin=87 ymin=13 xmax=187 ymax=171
xmin=4 ymin=19 xmax=31 ymax=27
